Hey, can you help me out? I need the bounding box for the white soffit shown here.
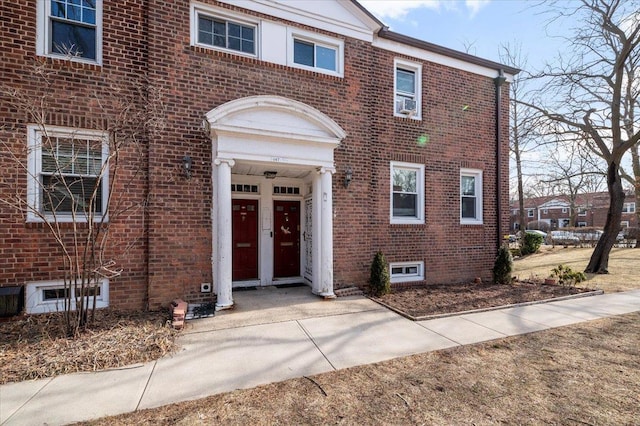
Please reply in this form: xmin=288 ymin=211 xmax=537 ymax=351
xmin=218 ymin=0 xmax=380 ymax=42
xmin=374 ymin=38 xmax=515 ymax=81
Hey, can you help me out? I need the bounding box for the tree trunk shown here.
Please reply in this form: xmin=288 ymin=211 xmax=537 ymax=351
xmin=585 ymin=162 xmax=625 ymax=273
xmin=515 ymin=148 xmax=527 ymax=235
xmin=631 ymin=143 xmax=640 ymax=248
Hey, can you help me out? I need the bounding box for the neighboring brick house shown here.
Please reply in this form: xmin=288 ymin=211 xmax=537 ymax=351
xmin=0 ymin=0 xmax=517 ymax=314
xmin=510 ymin=192 xmax=638 ymax=231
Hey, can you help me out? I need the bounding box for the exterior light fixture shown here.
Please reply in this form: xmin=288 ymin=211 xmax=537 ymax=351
xmin=344 ymin=166 xmax=353 ymax=188
xmin=183 ymin=156 xmax=192 ymax=179
xmin=264 ymin=171 xmax=277 ymax=179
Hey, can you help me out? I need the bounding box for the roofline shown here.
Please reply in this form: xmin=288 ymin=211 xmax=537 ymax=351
xmin=349 ymin=0 xmax=387 ymax=30
xmin=378 ymin=29 xmax=521 ymax=75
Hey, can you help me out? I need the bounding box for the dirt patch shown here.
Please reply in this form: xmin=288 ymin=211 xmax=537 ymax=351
xmin=83 ymin=312 xmax=640 ymax=425
xmin=0 ymin=310 xmax=178 ymax=384
xmin=375 ymin=280 xmax=591 ymax=318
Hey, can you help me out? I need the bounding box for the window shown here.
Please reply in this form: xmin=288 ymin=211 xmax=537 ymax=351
xmin=542 ymin=209 xmax=548 ymax=214
xmin=527 ymin=209 xmax=534 ymax=218
xmin=27 ymin=125 xmax=109 ymax=222
xmin=394 ymin=59 xmax=422 ymax=119
xmin=390 ymin=262 xmax=424 ymax=283
xmin=390 ymin=162 xmax=424 ymax=224
xmin=621 ymin=221 xmax=629 ymax=228
xmin=460 ymin=169 xmax=483 ymax=224
xmin=287 ymin=29 xmax=343 ymax=76
xmin=197 ymin=15 xmax=255 ymax=54
xmin=578 ymin=207 xmax=587 ymax=216
xmin=561 ymin=207 xmax=567 ymax=213
xmin=26 ymin=279 xmax=109 ymax=314
xmin=578 ymin=222 xmax=587 ymax=227
xmin=37 ymin=0 xmax=102 ymax=63
xmin=622 ymin=202 xmax=636 ymax=213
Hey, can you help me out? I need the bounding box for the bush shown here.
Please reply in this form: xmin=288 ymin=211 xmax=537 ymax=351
xmin=550 ymin=264 xmax=587 ymax=287
xmin=493 ymin=244 xmax=513 ymax=284
xmin=369 ymin=251 xmax=390 ymax=297
xmin=521 ymin=233 xmax=543 ymax=256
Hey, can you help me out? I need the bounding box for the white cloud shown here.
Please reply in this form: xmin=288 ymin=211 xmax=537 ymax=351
xmin=359 ymin=0 xmax=441 ymax=20
xmin=359 ymin=0 xmax=490 ymax=20
xmin=465 ymin=0 xmax=491 ymax=18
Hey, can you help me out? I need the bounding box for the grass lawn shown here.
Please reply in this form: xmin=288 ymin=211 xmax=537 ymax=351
xmin=513 ymin=246 xmax=640 ymax=292
xmin=83 ymin=312 xmax=640 ymax=425
xmin=7 ymin=247 xmax=639 ymax=424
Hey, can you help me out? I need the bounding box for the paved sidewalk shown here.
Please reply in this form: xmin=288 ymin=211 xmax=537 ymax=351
xmin=2 ymin=288 xmax=640 ymax=425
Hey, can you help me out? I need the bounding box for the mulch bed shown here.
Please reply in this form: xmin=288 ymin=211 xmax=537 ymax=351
xmin=0 ymin=310 xmax=178 ymax=385
xmin=375 ymin=280 xmax=593 ymax=318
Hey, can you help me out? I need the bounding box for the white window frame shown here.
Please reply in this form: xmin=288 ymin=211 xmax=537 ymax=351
xmin=561 ymin=207 xmax=567 ymax=213
xmin=621 ymin=221 xmax=629 ymax=228
xmin=460 ymin=169 xmax=483 ymax=225
xmin=390 ymin=261 xmax=424 ymax=284
xmin=390 ymin=161 xmax=425 ymax=225
xmin=622 ymin=202 xmax=636 ymax=213
xmin=394 ymin=58 xmax=422 ymax=120
xmin=36 ymin=0 xmax=103 ymax=65
xmin=542 ymin=209 xmax=548 ymax=214
xmin=190 ymin=3 xmax=259 ymax=58
xmin=286 ymin=28 xmax=343 ymax=77
xmin=25 ymin=279 xmax=109 ymax=314
xmin=577 ymin=221 xmax=587 ymax=227
xmin=578 ymin=207 xmax=587 ymax=216
xmin=527 ymin=209 xmax=534 ymax=218
xmin=27 ymin=125 xmax=109 ymax=223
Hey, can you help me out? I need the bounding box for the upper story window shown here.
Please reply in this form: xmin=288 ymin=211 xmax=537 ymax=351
xmin=394 ymin=59 xmax=422 ymax=119
xmin=27 ymin=125 xmax=109 ymax=223
xmin=578 ymin=207 xmax=587 ymax=216
xmin=191 ymin=5 xmax=257 ymax=56
xmin=460 ymin=169 xmax=483 ymax=225
xmin=390 ymin=162 xmax=424 ymax=224
xmin=37 ymin=0 xmax=102 ymax=63
xmin=622 ymin=202 xmax=636 ymax=213
xmin=197 ymin=16 xmax=255 ymax=54
xmin=527 ymin=209 xmax=534 ymax=218
xmin=287 ymin=29 xmax=343 ymax=77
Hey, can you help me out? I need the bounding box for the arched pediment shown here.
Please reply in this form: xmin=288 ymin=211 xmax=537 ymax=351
xmin=205 ymin=95 xmax=347 ymax=144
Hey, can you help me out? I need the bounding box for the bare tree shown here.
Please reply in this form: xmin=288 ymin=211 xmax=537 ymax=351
xmin=540 ymin=135 xmax=606 ymax=226
xmin=521 ymin=0 xmax=640 ymax=273
xmin=500 ymin=43 xmax=541 ymax=236
xmin=0 ymin=58 xmax=164 ymax=336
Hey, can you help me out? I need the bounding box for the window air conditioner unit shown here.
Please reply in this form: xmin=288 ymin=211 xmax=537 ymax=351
xmin=399 ymin=99 xmax=417 ymax=114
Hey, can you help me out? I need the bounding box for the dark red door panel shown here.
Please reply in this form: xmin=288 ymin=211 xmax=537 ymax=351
xmin=273 ymin=200 xmax=300 ymax=278
xmin=232 ymin=199 xmax=258 ymax=281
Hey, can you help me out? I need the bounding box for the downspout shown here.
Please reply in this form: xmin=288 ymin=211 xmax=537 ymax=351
xmin=494 ymin=69 xmax=507 ymax=251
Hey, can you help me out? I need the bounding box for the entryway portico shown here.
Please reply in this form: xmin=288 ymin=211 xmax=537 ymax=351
xmin=204 ymin=96 xmax=346 ymax=310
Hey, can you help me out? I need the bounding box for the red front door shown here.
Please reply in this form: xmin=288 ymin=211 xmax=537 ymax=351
xmin=273 ymin=200 xmax=300 ymax=278
xmin=232 ymin=199 xmax=258 ymax=281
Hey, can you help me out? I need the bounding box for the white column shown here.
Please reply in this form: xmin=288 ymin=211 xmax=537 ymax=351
xmin=319 ymin=167 xmax=335 ymax=297
xmin=214 ymin=158 xmax=235 ymax=310
xmin=311 ymin=171 xmax=322 ymax=294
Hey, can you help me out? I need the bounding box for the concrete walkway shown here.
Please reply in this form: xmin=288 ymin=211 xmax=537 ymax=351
xmin=2 ymin=287 xmax=640 ymax=426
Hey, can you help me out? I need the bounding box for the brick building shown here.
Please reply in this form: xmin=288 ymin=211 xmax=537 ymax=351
xmin=510 ymin=192 xmax=638 ymax=231
xmin=0 ymin=1 xmax=517 ymax=314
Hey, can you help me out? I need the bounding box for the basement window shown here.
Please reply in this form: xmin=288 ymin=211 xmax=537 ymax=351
xmin=26 ymin=279 xmax=109 ymax=314
xmin=390 ymin=262 xmax=424 ymax=283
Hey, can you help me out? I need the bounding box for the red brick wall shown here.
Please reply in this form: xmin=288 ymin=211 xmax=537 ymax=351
xmin=1 ymin=0 xmax=510 ymax=310
xmin=0 ymin=1 xmax=150 ymax=310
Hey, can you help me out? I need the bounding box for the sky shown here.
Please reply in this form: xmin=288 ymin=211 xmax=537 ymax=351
xmin=359 ymin=0 xmax=574 ymax=74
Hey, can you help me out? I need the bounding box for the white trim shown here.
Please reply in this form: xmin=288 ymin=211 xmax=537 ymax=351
xmin=190 ymin=2 xmax=259 ymax=58
xmin=460 ymin=168 xmax=483 ymax=225
xmin=287 ymin=27 xmax=344 ymax=77
xmin=374 ymin=38 xmax=515 ymax=82
xmin=394 ymin=58 xmax=422 ymax=120
xmin=36 ymin=0 xmax=103 ymax=65
xmin=622 ymin=202 xmax=636 ymax=213
xmin=621 ymin=221 xmax=630 ymax=228
xmin=25 ymin=279 xmax=109 ymax=314
xmin=26 ymin=124 xmax=110 ymax=223
xmin=218 ymin=0 xmax=379 ymax=42
xmin=390 ymin=161 xmax=425 ymax=225
xmin=390 ymin=261 xmax=424 ymax=283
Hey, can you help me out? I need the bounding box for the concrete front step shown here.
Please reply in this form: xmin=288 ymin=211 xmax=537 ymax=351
xmin=334 ymin=286 xmax=365 ymax=297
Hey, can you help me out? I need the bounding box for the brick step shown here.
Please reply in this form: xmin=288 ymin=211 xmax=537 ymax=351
xmin=334 ymin=286 xmax=364 ymax=297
